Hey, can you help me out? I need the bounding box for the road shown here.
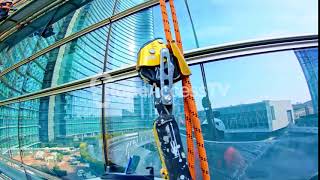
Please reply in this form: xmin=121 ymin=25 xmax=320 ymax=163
xmin=242 ymin=132 xmax=318 ymax=180
xmin=0 ymin=160 xmax=43 ymax=180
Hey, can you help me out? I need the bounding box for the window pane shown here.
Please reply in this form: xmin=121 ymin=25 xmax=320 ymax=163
xmin=0 ymin=12 xmax=79 ymax=67
xmin=105 ymin=78 xmax=160 ymax=175
xmin=106 ymin=8 xmax=155 ymax=70
xmin=0 ymin=86 xmax=104 ymax=179
xmin=70 ymin=0 xmax=116 ymax=33
xmin=0 ymin=103 xmax=19 ymax=158
xmin=0 ymin=0 xmax=117 ymax=69
xmin=114 ymin=0 xmax=148 ymax=14
xmin=201 ymin=49 xmax=318 ymax=179
xmin=152 ymin=0 xmax=198 ymax=51
xmin=0 ymin=26 xmax=108 ymax=101
xmin=186 ymin=0 xmax=318 ymax=47
xmin=106 ymin=3 xmax=197 ymax=71
xmin=56 ymin=26 xmax=108 ymax=85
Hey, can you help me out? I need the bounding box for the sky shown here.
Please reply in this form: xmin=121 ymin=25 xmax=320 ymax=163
xmin=180 ymin=0 xmax=318 ymax=48
xmin=187 ymin=51 xmax=312 ymax=109
xmin=151 ymin=0 xmax=318 ymax=109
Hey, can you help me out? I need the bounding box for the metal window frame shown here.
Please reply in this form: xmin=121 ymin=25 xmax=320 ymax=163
xmin=0 ymin=34 xmax=317 ymax=107
xmin=0 ymin=0 xmax=317 ymax=178
xmin=0 ymin=0 xmax=160 ymax=78
xmin=1 ymin=35 xmax=316 ymax=179
xmin=0 ymin=0 xmax=75 ymax=40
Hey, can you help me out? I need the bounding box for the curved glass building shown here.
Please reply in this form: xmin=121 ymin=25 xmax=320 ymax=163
xmin=0 ymin=0 xmax=318 ymax=179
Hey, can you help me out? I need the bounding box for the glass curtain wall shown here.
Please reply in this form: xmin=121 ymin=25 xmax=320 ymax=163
xmin=0 ymin=0 xmax=318 ymax=179
xmin=1 ymin=48 xmax=318 ymax=179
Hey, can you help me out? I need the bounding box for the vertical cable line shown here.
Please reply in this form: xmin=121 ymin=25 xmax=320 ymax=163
xmin=101 ymin=0 xmax=119 ymax=172
xmin=184 ymin=0 xmax=217 ymax=140
xmin=183 ymin=0 xmax=199 ymax=48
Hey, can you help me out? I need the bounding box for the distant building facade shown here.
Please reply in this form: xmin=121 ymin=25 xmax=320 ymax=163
xmin=293 ymin=100 xmax=318 ymax=127
xmin=292 ymin=100 xmax=314 ymax=119
xmin=215 ymin=100 xmax=293 ymax=133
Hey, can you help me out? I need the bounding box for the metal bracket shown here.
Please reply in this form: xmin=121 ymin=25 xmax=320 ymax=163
xmin=160 ymin=48 xmax=174 ymax=106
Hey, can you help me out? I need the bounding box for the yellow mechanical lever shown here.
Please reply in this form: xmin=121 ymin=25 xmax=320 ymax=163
xmin=169 ymin=41 xmax=191 ymax=76
xmin=136 ymin=39 xmax=191 ymax=77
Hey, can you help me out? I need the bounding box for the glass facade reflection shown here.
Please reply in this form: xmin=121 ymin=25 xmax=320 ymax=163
xmin=180 ymin=50 xmax=318 ymax=179
xmin=294 ymin=48 xmax=318 ymax=113
xmin=0 ymin=0 xmax=318 ymax=179
xmin=0 ymin=12 xmax=77 ymax=67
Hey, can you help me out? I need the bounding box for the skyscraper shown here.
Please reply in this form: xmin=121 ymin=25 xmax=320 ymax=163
xmin=294 ymin=48 xmax=318 ymax=113
xmin=0 ymin=13 xmax=75 ymax=147
xmin=43 ymin=0 xmax=155 ymax=141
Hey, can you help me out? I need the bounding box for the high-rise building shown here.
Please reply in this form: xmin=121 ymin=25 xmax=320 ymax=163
xmin=0 ymin=13 xmax=75 ymax=147
xmin=42 ymin=0 xmax=154 ymax=141
xmin=294 ymin=48 xmax=318 ymax=113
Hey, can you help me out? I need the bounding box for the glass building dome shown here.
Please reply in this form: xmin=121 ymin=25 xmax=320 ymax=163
xmin=0 ymin=0 xmax=318 ymax=179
